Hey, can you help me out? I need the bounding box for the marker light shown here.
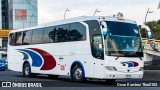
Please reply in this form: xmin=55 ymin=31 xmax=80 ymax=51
xmin=98 ymin=17 xmax=105 ymax=20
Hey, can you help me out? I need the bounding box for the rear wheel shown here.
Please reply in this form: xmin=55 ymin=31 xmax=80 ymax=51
xmin=23 ymin=63 xmax=31 ymax=77
xmin=71 ymin=64 xmax=85 ymax=82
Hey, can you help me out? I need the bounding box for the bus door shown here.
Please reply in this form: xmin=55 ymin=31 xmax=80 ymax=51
xmin=91 ymin=35 xmax=105 ymax=78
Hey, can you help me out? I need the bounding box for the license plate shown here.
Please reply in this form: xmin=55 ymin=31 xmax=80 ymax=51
xmin=126 ymin=75 xmax=131 ymax=79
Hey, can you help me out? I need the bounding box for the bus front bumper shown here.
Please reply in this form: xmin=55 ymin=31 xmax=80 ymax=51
xmin=104 ymin=71 xmax=143 ymax=79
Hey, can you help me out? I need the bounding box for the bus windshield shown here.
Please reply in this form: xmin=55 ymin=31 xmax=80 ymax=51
xmin=105 ymin=21 xmax=143 ymax=57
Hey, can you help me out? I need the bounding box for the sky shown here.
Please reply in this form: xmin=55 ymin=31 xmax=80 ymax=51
xmin=38 ymin=0 xmax=160 ymax=25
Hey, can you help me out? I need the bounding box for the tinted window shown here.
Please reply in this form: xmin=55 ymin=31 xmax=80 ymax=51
xmin=22 ymin=30 xmax=32 ymax=45
xmin=32 ymin=29 xmax=43 ymax=44
xmin=70 ymin=23 xmax=86 ymax=41
xmin=15 ymin=32 xmax=22 ymax=46
xmin=55 ymin=24 xmax=70 ymax=42
xmin=9 ymin=33 xmax=15 ymax=46
xmin=84 ymin=20 xmax=101 ymax=35
xmin=106 ymin=21 xmax=138 ymax=36
xmin=43 ymin=26 xmax=56 ymax=43
xmin=92 ymin=35 xmax=104 ymax=59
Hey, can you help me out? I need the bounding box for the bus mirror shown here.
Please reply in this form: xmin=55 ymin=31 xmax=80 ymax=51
xmin=101 ymin=21 xmax=108 ymax=36
xmin=147 ymin=32 xmax=152 ymax=39
xmin=139 ymin=24 xmax=152 ymax=39
xmin=102 ymin=28 xmax=108 ymax=36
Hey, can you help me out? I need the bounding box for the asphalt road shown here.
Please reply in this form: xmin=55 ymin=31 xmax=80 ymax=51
xmin=0 ymin=70 xmax=160 ymax=90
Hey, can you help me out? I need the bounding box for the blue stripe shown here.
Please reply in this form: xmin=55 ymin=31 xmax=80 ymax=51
xmin=18 ymin=49 xmax=43 ymax=67
xmin=122 ymin=62 xmax=134 ymax=67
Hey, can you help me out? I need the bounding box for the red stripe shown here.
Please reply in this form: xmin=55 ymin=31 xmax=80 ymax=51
xmin=28 ymin=48 xmax=56 ymax=70
xmin=132 ymin=61 xmax=139 ymax=67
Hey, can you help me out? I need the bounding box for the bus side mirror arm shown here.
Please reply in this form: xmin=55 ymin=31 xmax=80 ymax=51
xmin=139 ymin=24 xmax=152 ymax=39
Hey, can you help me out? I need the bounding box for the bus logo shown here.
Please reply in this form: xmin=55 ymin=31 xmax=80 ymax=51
xmin=121 ymin=61 xmax=139 ymax=67
xmin=17 ymin=48 xmax=56 ymax=70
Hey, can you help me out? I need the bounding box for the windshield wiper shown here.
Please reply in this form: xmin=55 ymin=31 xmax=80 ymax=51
xmin=115 ymin=56 xmax=120 ymax=60
xmin=115 ymin=51 xmax=125 ymax=60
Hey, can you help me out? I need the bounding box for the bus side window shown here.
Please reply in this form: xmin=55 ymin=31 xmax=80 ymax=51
xmin=55 ymin=24 xmax=70 ymax=42
xmin=70 ymin=23 xmax=86 ymax=41
xmin=22 ymin=30 xmax=32 ymax=45
xmin=91 ymin=35 xmax=104 ymax=60
xmin=43 ymin=26 xmax=56 ymax=43
xmin=15 ymin=32 xmax=23 ymax=46
xmin=9 ymin=33 xmax=15 ymax=46
xmin=32 ymin=29 xmax=43 ymax=44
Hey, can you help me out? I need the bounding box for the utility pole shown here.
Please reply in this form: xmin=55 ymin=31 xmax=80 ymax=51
xmin=64 ymin=8 xmax=71 ymax=20
xmin=93 ymin=8 xmax=101 ymax=16
xmin=144 ymin=8 xmax=154 ymax=23
xmin=30 ymin=15 xmax=36 ymax=27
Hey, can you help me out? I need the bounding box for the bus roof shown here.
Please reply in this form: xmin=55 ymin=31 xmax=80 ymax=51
xmin=10 ymin=16 xmax=137 ymax=33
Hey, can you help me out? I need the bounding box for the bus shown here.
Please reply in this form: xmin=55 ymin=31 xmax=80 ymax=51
xmin=7 ymin=16 xmax=151 ymax=83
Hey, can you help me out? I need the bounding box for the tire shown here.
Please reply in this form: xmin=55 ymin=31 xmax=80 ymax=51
xmin=23 ymin=63 xmax=31 ymax=77
xmin=71 ymin=64 xmax=85 ymax=82
xmin=105 ymin=79 xmax=116 ymax=84
xmin=48 ymin=75 xmax=59 ymax=79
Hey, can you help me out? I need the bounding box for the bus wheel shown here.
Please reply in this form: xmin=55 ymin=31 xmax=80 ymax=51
xmin=105 ymin=79 xmax=116 ymax=84
xmin=48 ymin=75 xmax=59 ymax=79
xmin=71 ymin=64 xmax=85 ymax=82
xmin=23 ymin=63 xmax=31 ymax=77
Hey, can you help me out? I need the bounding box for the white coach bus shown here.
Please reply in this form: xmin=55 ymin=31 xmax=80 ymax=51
xmin=8 ymin=16 xmax=151 ymax=83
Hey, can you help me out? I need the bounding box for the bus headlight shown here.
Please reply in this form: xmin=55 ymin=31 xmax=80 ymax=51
xmin=105 ymin=66 xmax=117 ymax=71
xmin=139 ymin=67 xmax=144 ymax=71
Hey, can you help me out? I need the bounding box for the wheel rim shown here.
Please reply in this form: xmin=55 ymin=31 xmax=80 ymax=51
xmin=25 ymin=67 xmax=30 ymax=76
xmin=74 ymin=68 xmax=82 ymax=80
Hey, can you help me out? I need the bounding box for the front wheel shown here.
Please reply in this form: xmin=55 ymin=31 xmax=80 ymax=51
xmin=71 ymin=64 xmax=85 ymax=82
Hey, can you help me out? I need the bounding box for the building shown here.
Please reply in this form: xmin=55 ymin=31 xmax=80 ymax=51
xmin=0 ymin=0 xmax=38 ymax=56
xmin=9 ymin=0 xmax=38 ymax=30
xmin=0 ymin=30 xmax=10 ymax=58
